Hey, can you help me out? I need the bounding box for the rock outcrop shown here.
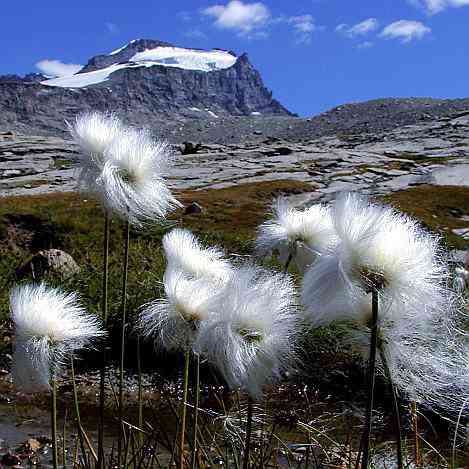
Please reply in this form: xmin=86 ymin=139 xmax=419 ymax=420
xmin=1 ymin=111 xmax=468 ymax=200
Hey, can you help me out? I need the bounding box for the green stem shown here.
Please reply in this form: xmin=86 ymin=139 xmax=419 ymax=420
xmin=379 ymin=347 xmax=404 ymax=469
xmin=361 ymin=287 xmax=379 ymax=469
xmin=283 ymin=253 xmax=293 ymax=274
xmin=62 ymin=409 xmax=67 ymax=469
xmin=51 ymin=375 xmax=59 ymax=469
xmin=179 ymin=350 xmax=190 ymax=469
xmin=71 ymin=358 xmax=87 ymax=461
xmin=413 ymin=401 xmax=421 ymax=468
xmin=118 ymin=219 xmax=131 ymax=463
xmin=242 ymin=396 xmax=254 ymax=469
xmin=137 ymin=335 xmax=143 ymax=445
xmin=191 ymin=353 xmax=200 ymax=469
xmin=97 ymin=211 xmax=110 ymax=469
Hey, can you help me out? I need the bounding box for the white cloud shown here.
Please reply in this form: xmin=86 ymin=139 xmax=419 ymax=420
xmin=408 ymin=0 xmax=469 ymax=14
xmin=105 ymin=22 xmax=119 ymax=34
xmin=336 ymin=18 xmax=379 ymax=37
xmin=288 ymin=15 xmax=317 ymax=44
xmin=202 ymin=1 xmax=270 ymax=35
xmin=380 ymin=20 xmax=431 ymax=43
xmin=35 ymin=60 xmax=83 ymax=78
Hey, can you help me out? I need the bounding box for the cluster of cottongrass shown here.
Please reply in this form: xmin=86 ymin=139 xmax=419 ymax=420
xmin=8 ymin=111 xmax=469 ymax=469
xmin=257 ymin=193 xmax=469 ymax=467
xmin=139 ymin=228 xmax=300 ymax=400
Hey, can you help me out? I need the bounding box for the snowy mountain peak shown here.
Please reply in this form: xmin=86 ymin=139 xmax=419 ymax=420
xmin=0 ymin=38 xmax=292 ymax=124
xmin=42 ymin=39 xmax=238 ymax=89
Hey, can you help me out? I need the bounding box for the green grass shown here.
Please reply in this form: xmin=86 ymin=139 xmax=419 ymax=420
xmin=1 ymin=181 xmax=468 ymax=366
xmin=380 ymin=184 xmax=469 ymax=250
xmin=0 ymin=180 xmax=313 ymax=352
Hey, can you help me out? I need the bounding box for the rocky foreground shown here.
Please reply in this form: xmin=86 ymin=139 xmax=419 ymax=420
xmin=1 ymin=111 xmax=468 ymax=202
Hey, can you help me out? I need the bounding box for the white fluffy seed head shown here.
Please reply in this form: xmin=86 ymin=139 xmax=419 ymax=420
xmin=98 ymin=129 xmax=181 ymax=225
xmin=256 ymin=197 xmax=337 ymax=273
xmin=301 ymin=192 xmax=448 ymax=327
xmin=163 ymin=228 xmax=233 ymax=282
xmin=10 ymin=283 xmax=106 ymax=393
xmin=196 ymin=265 xmax=300 ymax=399
xmin=71 ymin=112 xmax=180 ymax=226
xmin=139 ymin=270 xmax=216 ymax=352
xmin=70 ymin=111 xmax=123 ymax=161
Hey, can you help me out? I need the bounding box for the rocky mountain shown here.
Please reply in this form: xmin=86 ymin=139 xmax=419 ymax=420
xmin=0 ymin=39 xmax=291 ymax=135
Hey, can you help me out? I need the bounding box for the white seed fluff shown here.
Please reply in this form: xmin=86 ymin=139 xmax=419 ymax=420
xmin=301 ymin=192 xmax=447 ymax=327
xmin=162 ymin=228 xmax=233 ymax=282
xmin=70 ymin=112 xmax=180 ymax=225
xmin=196 ymin=265 xmax=300 ymax=399
xmin=256 ymin=197 xmax=337 ymax=273
xmin=10 ymin=283 xmax=105 ymax=393
xmin=139 ymin=270 xmax=216 ymax=352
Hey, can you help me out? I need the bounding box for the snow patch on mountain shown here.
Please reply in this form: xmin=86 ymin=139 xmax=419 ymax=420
xmin=42 ymin=45 xmax=237 ymax=89
xmin=130 ymin=47 xmax=236 ymax=72
xmin=41 ymin=63 xmax=133 ymax=88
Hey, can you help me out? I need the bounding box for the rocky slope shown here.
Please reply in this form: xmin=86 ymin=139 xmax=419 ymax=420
xmin=1 ymin=111 xmax=468 ymax=199
xmin=0 ymin=39 xmax=291 ymax=135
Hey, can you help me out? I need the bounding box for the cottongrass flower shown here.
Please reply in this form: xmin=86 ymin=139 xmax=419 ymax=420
xmin=140 ymin=230 xmax=233 ymax=351
xmin=301 ymin=192 xmax=447 ymax=327
xmin=256 ymin=197 xmax=337 ymax=273
xmin=197 ymin=265 xmax=300 ymax=399
xmin=163 ymin=228 xmax=233 ymax=282
xmin=11 ymin=283 xmax=105 ymax=393
xmin=100 ymin=129 xmax=180 ymax=225
xmin=70 ymin=112 xmax=123 ymax=190
xmin=139 ymin=270 xmax=217 ymax=352
xmin=300 ymin=193 xmax=469 ymax=421
xmin=70 ymin=111 xmax=180 ymax=226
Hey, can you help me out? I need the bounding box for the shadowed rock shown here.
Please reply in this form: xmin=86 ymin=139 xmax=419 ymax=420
xmin=16 ymin=249 xmax=80 ymax=280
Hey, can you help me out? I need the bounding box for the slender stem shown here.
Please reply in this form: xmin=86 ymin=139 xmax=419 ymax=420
xmin=242 ymin=396 xmax=254 ymax=469
xmin=137 ymin=335 xmax=143 ymax=445
xmin=51 ymin=375 xmax=59 ymax=469
xmin=361 ymin=287 xmax=379 ymax=469
xmin=412 ymin=401 xmax=421 ymax=468
xmin=191 ymin=353 xmax=200 ymax=469
xmin=118 ymin=219 xmax=131 ymax=463
xmin=379 ymin=347 xmax=404 ymax=469
xmin=71 ymin=358 xmax=87 ymax=461
xmin=62 ymin=409 xmax=67 ymax=469
xmin=98 ymin=211 xmax=110 ymax=469
xmin=179 ymin=350 xmax=190 ymax=469
xmin=283 ymin=253 xmax=293 ymax=274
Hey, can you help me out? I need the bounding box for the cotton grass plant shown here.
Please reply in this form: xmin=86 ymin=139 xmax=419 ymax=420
xmin=299 ymin=192 xmax=465 ymax=469
xmin=197 ymin=264 xmax=300 ymax=469
xmin=256 ymin=197 xmax=337 ymax=273
xmin=140 ymin=229 xmax=301 ymax=469
xmin=10 ymin=282 xmax=105 ymax=469
xmin=70 ymin=111 xmax=180 ymax=467
xmin=139 ymin=228 xmax=233 ymax=469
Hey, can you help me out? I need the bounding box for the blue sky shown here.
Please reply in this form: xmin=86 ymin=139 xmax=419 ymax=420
xmin=2 ymin=0 xmax=468 ymax=117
